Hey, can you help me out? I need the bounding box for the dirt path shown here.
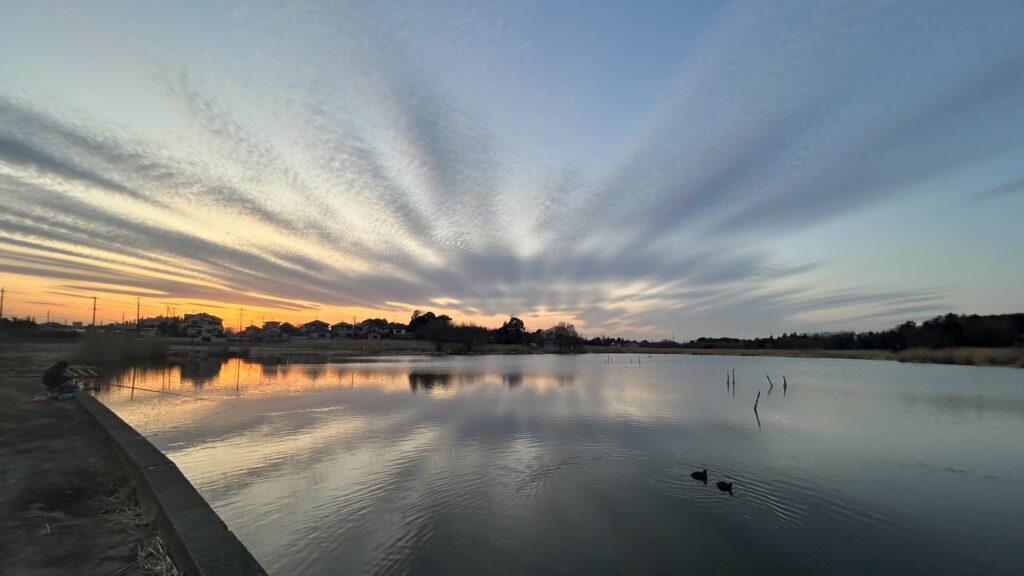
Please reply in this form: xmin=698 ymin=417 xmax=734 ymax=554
xmin=0 ymin=341 xmax=173 ymax=576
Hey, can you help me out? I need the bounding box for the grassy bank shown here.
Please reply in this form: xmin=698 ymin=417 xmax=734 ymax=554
xmin=73 ymin=333 xmax=170 ymax=366
xmin=0 ymin=341 xmax=176 ymax=575
xmin=587 ymin=345 xmax=1024 ymax=367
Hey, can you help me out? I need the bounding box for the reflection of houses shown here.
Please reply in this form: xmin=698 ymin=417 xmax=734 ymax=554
xmin=182 ymin=313 xmax=224 ymax=341
xmin=408 ymin=372 xmax=451 ymax=391
xmin=299 ymin=320 xmax=330 ymax=339
xmin=330 ymin=321 xmax=353 ymax=338
xmin=178 ymin=356 xmax=226 ymax=386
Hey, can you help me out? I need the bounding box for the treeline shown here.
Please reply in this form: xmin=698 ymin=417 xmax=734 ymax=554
xmin=406 ymin=311 xmax=584 ymax=354
xmin=0 ymin=317 xmax=78 ymax=340
xmin=593 ymin=313 xmax=1023 ymax=351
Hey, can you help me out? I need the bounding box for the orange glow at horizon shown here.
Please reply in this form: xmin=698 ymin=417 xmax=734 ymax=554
xmin=1 ymin=273 xmax=585 ymax=333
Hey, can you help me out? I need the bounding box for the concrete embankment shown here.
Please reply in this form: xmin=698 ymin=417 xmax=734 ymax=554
xmin=1 ymin=342 xmax=168 ymax=575
xmin=77 ymin=392 xmax=268 ymax=576
xmin=0 ymin=341 xmax=267 ymax=576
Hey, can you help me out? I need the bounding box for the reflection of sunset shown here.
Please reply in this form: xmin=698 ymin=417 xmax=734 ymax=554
xmin=96 ymin=358 xmax=583 ymax=429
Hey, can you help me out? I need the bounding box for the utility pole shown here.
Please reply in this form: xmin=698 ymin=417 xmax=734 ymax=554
xmin=238 ymin=306 xmax=244 ymax=332
xmin=0 ymin=286 xmax=4 ymax=319
xmin=91 ymin=297 xmax=97 ymax=327
xmin=136 ymin=297 xmax=141 ymax=329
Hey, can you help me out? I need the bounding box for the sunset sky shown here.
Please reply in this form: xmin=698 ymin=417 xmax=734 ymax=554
xmin=1 ymin=0 xmax=1022 ymax=339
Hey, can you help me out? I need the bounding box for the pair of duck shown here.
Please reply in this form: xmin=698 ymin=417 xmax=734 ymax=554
xmin=690 ymin=469 xmax=733 ymax=494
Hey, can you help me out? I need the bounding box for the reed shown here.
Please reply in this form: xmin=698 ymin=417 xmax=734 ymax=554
xmin=73 ymin=333 xmax=169 ymax=366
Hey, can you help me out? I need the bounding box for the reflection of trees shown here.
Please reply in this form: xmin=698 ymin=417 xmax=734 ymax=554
xmin=295 ymin=364 xmax=328 ymax=382
xmin=408 ymin=372 xmax=451 ymax=391
xmin=555 ymin=373 xmax=576 ymax=387
xmin=179 ymin=357 xmax=227 ymax=387
xmin=503 ymin=373 xmax=523 ymax=388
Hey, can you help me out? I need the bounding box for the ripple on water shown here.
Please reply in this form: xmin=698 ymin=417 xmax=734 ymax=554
xmin=650 ymin=458 xmax=904 ymax=573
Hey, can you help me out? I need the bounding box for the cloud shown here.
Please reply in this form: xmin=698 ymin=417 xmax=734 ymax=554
xmin=3 ymin=0 xmax=1022 ymax=336
xmin=975 ymin=176 xmax=1024 ymax=200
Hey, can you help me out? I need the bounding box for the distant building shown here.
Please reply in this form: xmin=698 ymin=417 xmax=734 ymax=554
xmin=38 ymin=321 xmax=71 ymax=331
xmin=138 ymin=316 xmax=174 ymax=336
xmin=385 ymin=323 xmax=411 ymax=339
xmin=330 ymin=321 xmax=353 ymax=338
xmin=239 ymin=325 xmax=262 ymax=339
xmin=98 ymin=322 xmax=137 ymax=333
xmin=299 ymin=320 xmax=330 ymax=339
xmin=182 ymin=313 xmax=224 ymax=341
xmin=260 ymin=321 xmax=284 ymax=341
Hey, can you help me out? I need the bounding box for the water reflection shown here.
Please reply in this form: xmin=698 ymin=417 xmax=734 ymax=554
xmin=408 ymin=372 xmax=450 ymax=391
xmin=94 ymin=355 xmax=1024 ymax=576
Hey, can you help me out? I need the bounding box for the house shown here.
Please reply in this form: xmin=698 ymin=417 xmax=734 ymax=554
xmin=385 ymin=323 xmax=411 ymax=339
xmin=261 ymin=321 xmax=284 ymax=341
xmin=98 ymin=322 xmax=137 ymax=333
xmin=182 ymin=313 xmax=224 ymax=341
xmin=330 ymin=321 xmax=353 ymax=338
xmin=39 ymin=321 xmax=78 ymax=333
xmin=139 ymin=316 xmax=175 ymax=336
xmin=239 ymin=325 xmax=262 ymax=339
xmin=355 ymin=319 xmax=388 ymax=339
xmin=299 ymin=320 xmax=330 ymax=339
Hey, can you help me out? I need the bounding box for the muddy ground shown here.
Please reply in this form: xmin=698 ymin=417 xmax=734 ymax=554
xmin=0 ymin=341 xmax=173 ymax=576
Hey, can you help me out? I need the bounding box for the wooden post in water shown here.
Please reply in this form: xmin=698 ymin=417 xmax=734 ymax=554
xmin=766 ymin=375 xmax=774 ymax=391
xmin=754 ymin=389 xmax=761 ymax=411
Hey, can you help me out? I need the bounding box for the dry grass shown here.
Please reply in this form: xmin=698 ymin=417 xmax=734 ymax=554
xmin=894 ymin=347 xmax=1024 ymax=367
xmin=74 ymin=333 xmax=170 ymax=366
xmin=587 ymin=345 xmax=1024 ymax=367
xmin=100 ymin=486 xmax=179 ymax=576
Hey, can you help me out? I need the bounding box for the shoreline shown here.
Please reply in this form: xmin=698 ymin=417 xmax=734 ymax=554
xmin=586 ymin=345 xmax=1024 ymax=367
xmin=0 ymin=341 xmax=266 ymax=575
xmin=170 ymin=337 xmax=1023 ymax=368
xmin=0 ymin=341 xmax=176 ymax=575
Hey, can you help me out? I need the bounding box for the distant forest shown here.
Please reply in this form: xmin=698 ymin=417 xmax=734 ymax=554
xmin=591 ymin=313 xmax=1024 ymax=351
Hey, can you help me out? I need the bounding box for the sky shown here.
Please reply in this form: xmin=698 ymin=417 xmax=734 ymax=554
xmin=1 ymin=0 xmax=1022 ymax=339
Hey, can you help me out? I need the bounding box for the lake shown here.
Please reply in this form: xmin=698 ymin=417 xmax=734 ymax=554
xmin=94 ymin=354 xmax=1024 ymax=575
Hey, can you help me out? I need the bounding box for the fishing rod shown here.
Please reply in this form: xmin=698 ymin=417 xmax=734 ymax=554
xmin=104 ymin=382 xmax=237 ymax=406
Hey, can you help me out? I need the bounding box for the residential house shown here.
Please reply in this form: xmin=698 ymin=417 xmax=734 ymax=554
xmin=239 ymin=325 xmax=262 ymax=339
xmin=385 ymin=323 xmax=411 ymax=339
xmin=299 ymin=320 xmax=330 ymax=339
xmin=330 ymin=321 xmax=353 ymax=338
xmin=182 ymin=313 xmax=224 ymax=341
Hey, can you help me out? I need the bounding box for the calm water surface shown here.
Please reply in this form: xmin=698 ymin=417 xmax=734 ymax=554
xmin=95 ymin=354 xmax=1024 ymax=575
